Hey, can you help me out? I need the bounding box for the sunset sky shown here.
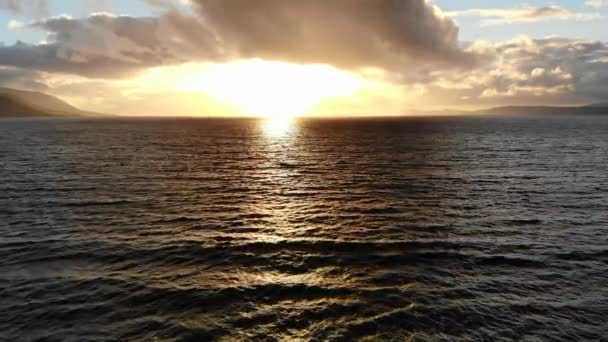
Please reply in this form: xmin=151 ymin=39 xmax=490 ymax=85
xmin=1 ymin=0 xmax=607 ymax=117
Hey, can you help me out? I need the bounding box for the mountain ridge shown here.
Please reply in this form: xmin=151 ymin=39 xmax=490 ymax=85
xmin=0 ymin=88 xmax=102 ymax=118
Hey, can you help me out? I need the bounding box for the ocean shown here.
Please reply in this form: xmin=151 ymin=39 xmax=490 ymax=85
xmin=1 ymin=115 xmax=607 ymax=341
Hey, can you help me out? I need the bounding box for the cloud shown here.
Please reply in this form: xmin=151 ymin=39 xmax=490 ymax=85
xmin=188 ymin=0 xmax=474 ymax=69
xmin=0 ymin=0 xmax=479 ymax=79
xmin=0 ymin=39 xmax=160 ymax=78
xmin=585 ymin=0 xmax=606 ymax=9
xmin=423 ymin=37 xmax=608 ymax=107
xmin=0 ymin=11 xmax=220 ymax=77
xmin=0 ymin=66 xmax=48 ymax=91
xmin=447 ymin=6 xmax=600 ymax=26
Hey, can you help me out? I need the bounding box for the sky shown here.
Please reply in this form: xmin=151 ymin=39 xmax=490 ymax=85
xmin=0 ymin=0 xmax=607 ymax=116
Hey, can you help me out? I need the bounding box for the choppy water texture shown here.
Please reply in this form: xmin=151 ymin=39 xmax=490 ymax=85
xmin=1 ymin=115 xmax=608 ymax=341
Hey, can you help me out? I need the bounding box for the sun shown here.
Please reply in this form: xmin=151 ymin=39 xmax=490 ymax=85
xmin=175 ymin=59 xmax=363 ymax=118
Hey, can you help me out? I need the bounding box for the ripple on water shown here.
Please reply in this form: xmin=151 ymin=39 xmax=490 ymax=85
xmin=1 ymin=116 xmax=607 ymax=340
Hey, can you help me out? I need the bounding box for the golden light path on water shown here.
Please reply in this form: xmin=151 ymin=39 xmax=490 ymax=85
xmin=242 ymin=115 xmax=342 ymax=296
xmin=262 ymin=116 xmax=297 ymax=138
xmin=257 ymin=114 xmax=299 ymax=233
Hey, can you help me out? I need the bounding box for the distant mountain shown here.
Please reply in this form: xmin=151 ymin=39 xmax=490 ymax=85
xmin=477 ymin=105 xmax=608 ymax=115
xmin=0 ymin=88 xmax=99 ymax=118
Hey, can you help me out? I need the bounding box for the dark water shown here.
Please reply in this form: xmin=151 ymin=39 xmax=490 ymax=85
xmin=1 ymin=115 xmax=607 ymax=341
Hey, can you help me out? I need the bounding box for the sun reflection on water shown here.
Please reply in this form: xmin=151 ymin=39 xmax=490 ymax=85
xmin=252 ymin=114 xmax=306 ymax=237
xmin=261 ymin=116 xmax=296 ymax=139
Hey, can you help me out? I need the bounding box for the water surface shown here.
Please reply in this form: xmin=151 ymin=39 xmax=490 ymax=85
xmin=1 ymin=115 xmax=607 ymax=341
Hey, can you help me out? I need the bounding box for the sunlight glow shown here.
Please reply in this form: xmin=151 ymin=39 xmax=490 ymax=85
xmin=177 ymin=59 xmax=364 ymax=118
xmin=114 ymin=60 xmax=412 ymax=117
xmin=262 ymin=116 xmax=296 ymax=138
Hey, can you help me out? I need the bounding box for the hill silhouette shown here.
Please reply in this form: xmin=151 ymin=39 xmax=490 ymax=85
xmin=0 ymin=88 xmax=97 ymax=118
